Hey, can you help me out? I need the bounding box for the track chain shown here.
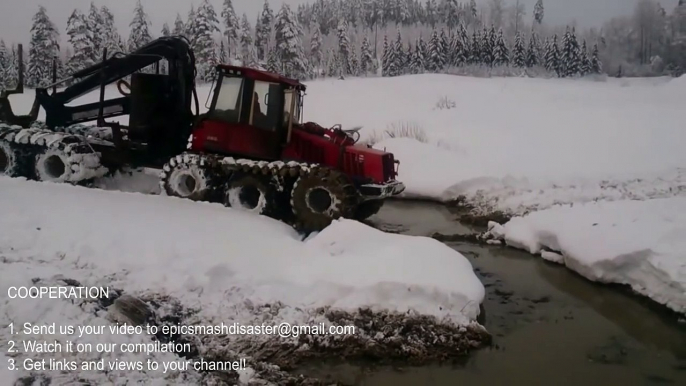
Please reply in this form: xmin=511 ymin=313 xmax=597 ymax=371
xmin=0 ymin=122 xmax=109 ymax=182
xmin=160 ymin=152 xmax=362 ymax=231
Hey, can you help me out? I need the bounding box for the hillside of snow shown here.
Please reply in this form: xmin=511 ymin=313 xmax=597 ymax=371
xmin=0 ymin=175 xmax=485 ymax=384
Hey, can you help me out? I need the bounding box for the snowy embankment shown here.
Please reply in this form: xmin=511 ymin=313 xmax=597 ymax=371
xmin=0 ymin=176 xmax=485 ymax=384
xmin=483 ymin=198 xmax=686 ymax=315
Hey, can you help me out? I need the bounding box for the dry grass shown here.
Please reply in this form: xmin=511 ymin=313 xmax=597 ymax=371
xmin=365 ymin=121 xmax=429 ymax=146
xmin=434 ymin=95 xmax=457 ymax=110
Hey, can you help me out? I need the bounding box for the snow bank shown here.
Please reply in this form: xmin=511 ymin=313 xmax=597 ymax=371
xmin=0 ymin=176 xmax=483 ymax=321
xmin=485 ymin=198 xmax=686 ymax=314
xmin=0 ymin=175 xmax=484 ymax=381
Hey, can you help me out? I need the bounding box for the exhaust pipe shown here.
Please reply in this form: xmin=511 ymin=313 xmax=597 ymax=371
xmin=0 ymin=43 xmax=40 ymax=127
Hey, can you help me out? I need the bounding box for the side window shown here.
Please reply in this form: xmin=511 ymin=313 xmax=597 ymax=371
xmin=212 ymin=76 xmax=244 ymax=123
xmin=251 ymin=81 xmax=282 ymax=131
xmin=283 ymin=90 xmax=300 ymax=126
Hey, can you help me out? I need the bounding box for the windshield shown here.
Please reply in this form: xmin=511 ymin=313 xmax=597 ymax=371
xmin=211 ymin=76 xmax=244 ymax=123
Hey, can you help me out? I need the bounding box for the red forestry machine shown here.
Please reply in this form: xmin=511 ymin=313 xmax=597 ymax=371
xmin=0 ymin=36 xmax=404 ymax=231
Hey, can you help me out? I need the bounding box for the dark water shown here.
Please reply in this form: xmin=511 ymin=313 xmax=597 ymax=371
xmin=299 ymin=200 xmax=686 ymax=385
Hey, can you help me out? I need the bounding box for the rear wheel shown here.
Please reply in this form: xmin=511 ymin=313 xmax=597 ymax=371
xmin=34 ymin=148 xmax=72 ymax=182
xmin=161 ymin=158 xmax=217 ymax=201
xmin=223 ymin=172 xmax=277 ymax=216
xmin=290 ymin=168 xmax=358 ymax=232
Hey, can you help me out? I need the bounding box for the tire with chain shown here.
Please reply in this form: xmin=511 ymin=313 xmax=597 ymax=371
xmin=223 ymin=172 xmax=278 ymax=216
xmin=160 ymin=155 xmax=220 ymax=202
xmin=0 ymin=140 xmax=33 ymax=178
xmin=290 ymin=167 xmax=359 ymax=232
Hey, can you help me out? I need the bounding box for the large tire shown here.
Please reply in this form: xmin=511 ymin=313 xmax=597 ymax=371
xmin=355 ymin=199 xmax=384 ymax=221
xmin=161 ymin=159 xmax=217 ymax=202
xmin=290 ymin=167 xmax=359 ymax=232
xmin=34 ymin=147 xmax=73 ymax=182
xmin=223 ymin=172 xmax=278 ymax=216
xmin=0 ymin=141 xmax=32 ymax=178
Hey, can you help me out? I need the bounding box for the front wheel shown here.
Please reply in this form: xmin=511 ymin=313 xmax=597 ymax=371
xmin=290 ymin=168 xmax=358 ymax=232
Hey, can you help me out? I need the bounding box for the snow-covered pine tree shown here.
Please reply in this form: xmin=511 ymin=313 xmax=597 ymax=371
xmin=469 ymin=30 xmax=481 ymax=64
xmin=350 ymin=43 xmax=359 ymax=76
xmin=492 ymin=28 xmax=509 ymax=66
xmin=512 ymin=31 xmax=526 ymax=67
xmin=240 ymin=13 xmax=257 ymax=67
xmin=66 ymin=9 xmax=94 ymax=75
xmin=359 ymin=36 xmax=374 ymax=75
xmin=0 ymin=40 xmax=8 ymax=89
xmin=459 ymin=23 xmax=470 ymax=63
xmin=8 ymin=45 xmax=23 ymax=88
xmin=561 ymin=27 xmax=580 ymax=77
xmin=309 ymin=22 xmax=323 ymax=71
xmin=274 ymin=3 xmax=307 ymax=78
xmin=185 ymin=6 xmax=197 ymax=45
xmin=87 ymin=2 xmax=105 ymax=61
xmin=326 ymin=50 xmax=338 ymax=78
xmin=410 ymin=37 xmax=425 ymax=73
xmin=337 ymin=18 xmax=351 ymax=76
xmin=427 ymin=29 xmax=445 ymax=72
xmin=257 ymin=0 xmax=275 ymax=60
xmin=590 ymin=43 xmax=602 ymax=74
xmin=480 ymin=27 xmax=493 ymax=66
xmin=579 ymin=40 xmax=591 ymax=75
xmin=266 ymin=47 xmax=279 ymax=73
xmin=439 ymin=29 xmax=450 ymax=67
xmin=445 ymin=0 xmax=460 ymax=32
xmin=221 ymin=0 xmax=240 ymax=60
xmin=195 ymin=0 xmax=220 ymax=81
xmin=219 ymin=40 xmax=228 ymax=63
xmin=173 ymin=13 xmax=185 ymax=36
xmin=534 ymin=0 xmax=544 ymax=25
xmin=424 ymin=0 xmax=437 ymax=28
xmin=162 ymin=23 xmax=171 ymax=37
xmin=381 ymin=34 xmax=390 ymax=76
xmin=101 ymin=6 xmax=123 ymax=56
xmin=544 ymin=35 xmax=560 ymax=75
xmin=526 ymin=34 xmax=538 ymax=67
xmin=391 ymin=28 xmax=405 ymax=76
xmin=449 ymin=29 xmax=466 ymax=67
xmin=27 ymin=5 xmax=60 ymax=88
xmin=128 ymin=0 xmax=152 ymax=53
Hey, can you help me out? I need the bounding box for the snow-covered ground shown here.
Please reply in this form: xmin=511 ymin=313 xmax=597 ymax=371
xmin=0 ymin=175 xmax=485 ymax=384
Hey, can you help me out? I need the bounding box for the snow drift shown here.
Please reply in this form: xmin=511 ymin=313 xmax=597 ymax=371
xmin=484 ymin=198 xmax=686 ymax=315
xmin=0 ymin=175 xmax=485 ymax=383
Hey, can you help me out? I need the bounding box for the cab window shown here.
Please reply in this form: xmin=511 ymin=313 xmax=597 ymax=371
xmin=211 ymin=76 xmax=244 ymax=123
xmin=250 ymin=81 xmax=282 ymax=131
xmin=283 ymin=90 xmax=300 ymax=127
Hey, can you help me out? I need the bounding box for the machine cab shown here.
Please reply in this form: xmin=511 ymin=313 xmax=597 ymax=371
xmin=190 ymin=65 xmax=305 ymax=160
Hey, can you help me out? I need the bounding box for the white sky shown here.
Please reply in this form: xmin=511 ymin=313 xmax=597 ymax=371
xmin=0 ymin=0 xmax=646 ymax=45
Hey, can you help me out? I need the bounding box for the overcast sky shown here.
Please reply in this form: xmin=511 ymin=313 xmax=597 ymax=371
xmin=0 ymin=0 xmax=642 ymax=45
